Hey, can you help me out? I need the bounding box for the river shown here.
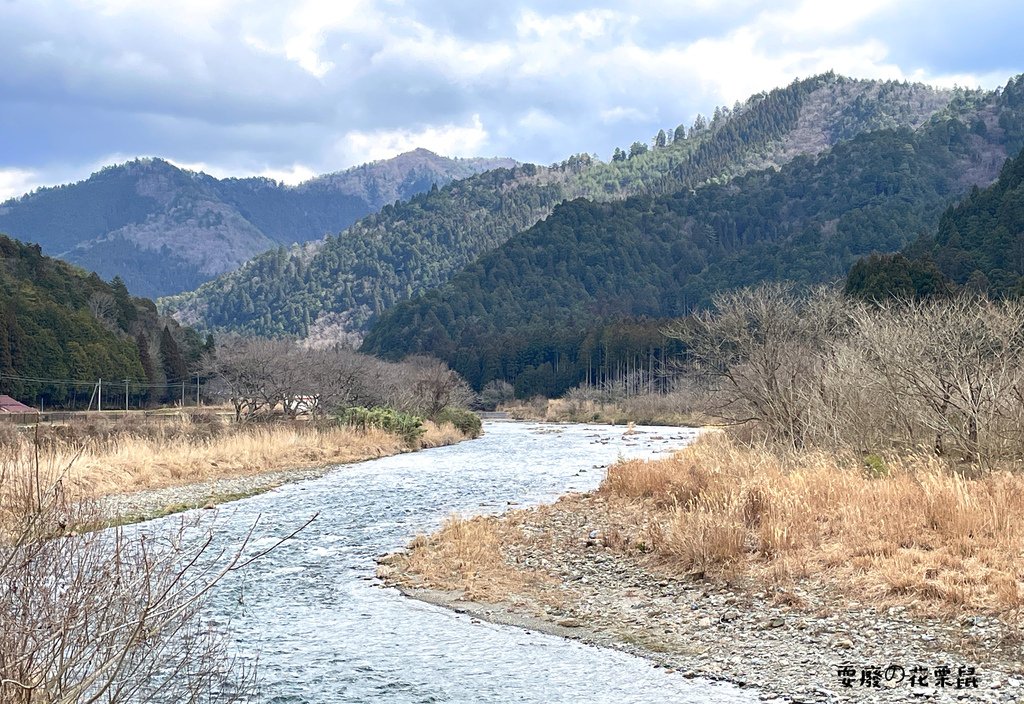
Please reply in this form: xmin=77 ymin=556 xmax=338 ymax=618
xmin=144 ymin=421 xmax=757 ymax=703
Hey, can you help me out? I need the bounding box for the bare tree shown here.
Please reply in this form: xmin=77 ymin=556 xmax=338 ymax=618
xmin=403 ymin=357 xmax=475 ymax=416
xmin=204 ymin=338 xmax=298 ymax=421
xmin=205 ymin=339 xmax=476 ymax=421
xmin=665 ymin=284 xmax=852 ymax=446
xmin=665 ymin=283 xmax=1024 ymax=462
xmin=306 ymin=346 xmax=371 ymax=416
xmin=87 ymin=292 xmax=119 ymax=332
xmin=479 ymin=380 xmax=515 ymax=411
xmin=853 ymin=296 xmax=1024 ymax=463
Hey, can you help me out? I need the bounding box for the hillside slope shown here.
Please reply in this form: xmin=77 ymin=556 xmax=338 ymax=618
xmin=0 ymin=234 xmax=207 ymax=407
xmin=847 ymin=145 xmax=1024 ymax=300
xmin=363 ymin=76 xmax=1024 ymax=394
xmin=0 ymin=150 xmax=514 ymax=298
xmin=164 ymin=73 xmax=961 ymax=339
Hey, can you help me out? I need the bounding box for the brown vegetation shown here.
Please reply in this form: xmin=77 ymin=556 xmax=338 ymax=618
xmin=502 ymin=393 xmax=706 ymax=427
xmin=0 ymin=413 xmax=469 ymax=504
xmin=386 ymin=515 xmax=558 ymax=603
xmin=601 ymin=433 xmax=1024 ymax=619
xmin=667 ymin=285 xmax=1024 ymax=462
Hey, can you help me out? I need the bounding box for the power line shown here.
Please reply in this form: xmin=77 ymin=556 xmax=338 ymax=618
xmin=0 ymin=373 xmax=201 ymax=390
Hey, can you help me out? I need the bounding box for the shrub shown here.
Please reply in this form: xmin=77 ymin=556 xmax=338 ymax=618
xmin=433 ymin=407 xmax=483 ymax=438
xmin=335 ymin=406 xmax=425 ymax=444
xmin=863 ymin=453 xmax=889 ymax=478
xmin=478 ymin=380 xmax=515 ymax=411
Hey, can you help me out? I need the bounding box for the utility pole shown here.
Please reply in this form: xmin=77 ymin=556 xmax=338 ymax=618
xmin=98 ymin=378 xmax=102 ymax=413
xmin=124 ymin=379 xmax=130 ymax=413
xmin=181 ymin=381 xmax=185 ymax=408
xmin=195 ymin=373 xmax=201 ymax=406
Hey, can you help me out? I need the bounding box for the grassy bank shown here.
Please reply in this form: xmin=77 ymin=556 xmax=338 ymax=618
xmin=500 ymin=396 xmax=705 ymax=427
xmin=602 ymin=433 xmax=1024 ymax=617
xmin=391 ymin=432 xmax=1024 ymax=621
xmin=0 ymin=413 xmax=473 ymax=522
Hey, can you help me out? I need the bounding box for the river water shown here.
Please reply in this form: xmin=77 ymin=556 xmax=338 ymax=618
xmin=145 ymin=421 xmax=756 ymax=703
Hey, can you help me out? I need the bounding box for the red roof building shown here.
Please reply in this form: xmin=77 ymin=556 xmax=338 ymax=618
xmin=0 ymin=395 xmax=38 ymax=414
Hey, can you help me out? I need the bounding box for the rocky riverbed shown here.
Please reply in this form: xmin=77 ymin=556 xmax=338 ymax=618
xmin=380 ymin=492 xmax=1024 ymax=703
xmin=99 ymin=462 xmax=338 ymax=521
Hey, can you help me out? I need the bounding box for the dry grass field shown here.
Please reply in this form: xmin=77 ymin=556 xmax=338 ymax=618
xmin=392 ymin=432 xmax=1024 ymax=620
xmin=0 ymin=413 xmax=469 ymax=521
xmin=600 ymin=433 xmax=1024 ymax=617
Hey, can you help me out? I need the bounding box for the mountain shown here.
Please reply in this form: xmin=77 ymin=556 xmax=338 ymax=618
xmin=163 ymin=73 xmax=962 ymax=339
xmin=0 ymin=233 xmax=208 ymax=408
xmin=847 ymin=146 xmax=1024 ymax=300
xmin=0 ymin=150 xmax=515 ymax=298
xmin=362 ymin=76 xmax=1024 ymax=396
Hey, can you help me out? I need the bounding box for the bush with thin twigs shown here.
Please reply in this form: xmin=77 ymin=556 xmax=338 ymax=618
xmin=0 ymin=448 xmax=311 ymax=703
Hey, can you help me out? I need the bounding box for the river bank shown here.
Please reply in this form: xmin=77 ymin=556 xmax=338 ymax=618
xmin=380 ymin=431 xmax=1024 ymax=703
xmin=95 ymin=419 xmax=471 ymax=522
xmin=500 ymin=396 xmax=706 ymax=427
xmin=0 ymin=414 xmax=473 ymax=526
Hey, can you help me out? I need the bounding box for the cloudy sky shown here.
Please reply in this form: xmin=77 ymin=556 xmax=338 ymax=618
xmin=1 ymin=0 xmax=1021 ymax=200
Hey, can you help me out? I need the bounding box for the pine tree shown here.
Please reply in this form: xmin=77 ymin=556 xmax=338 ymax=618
xmin=159 ymin=326 xmax=188 ymax=403
xmin=136 ymin=332 xmax=157 ymax=406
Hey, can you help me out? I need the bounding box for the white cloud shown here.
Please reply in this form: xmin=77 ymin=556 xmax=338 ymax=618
xmin=516 ymin=8 xmax=624 ymax=42
xmin=0 ymin=169 xmax=42 ymax=202
xmin=0 ymin=0 xmax=1020 ymax=190
xmin=164 ymin=158 xmax=317 ymax=185
xmin=256 ymin=164 xmax=319 ymax=185
xmin=241 ymin=0 xmax=383 ymax=78
xmin=762 ymin=0 xmax=895 ymax=39
xmin=518 ymin=109 xmax=563 ymax=134
xmin=337 ymin=114 xmax=489 ymax=164
xmin=600 ymin=106 xmax=649 ymax=125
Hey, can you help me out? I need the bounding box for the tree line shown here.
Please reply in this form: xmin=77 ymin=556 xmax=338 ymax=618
xmin=673 ymin=283 xmax=1024 ymax=464
xmin=204 ymin=337 xmax=472 ymax=422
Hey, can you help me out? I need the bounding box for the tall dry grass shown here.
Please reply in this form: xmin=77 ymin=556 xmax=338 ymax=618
xmin=600 ymin=433 xmax=1024 ymax=617
xmin=502 ymin=396 xmax=705 ymax=427
xmin=419 ymin=420 xmax=466 ymax=449
xmin=387 ymin=514 xmax=556 ymax=603
xmin=0 ymin=415 xmax=419 ymax=502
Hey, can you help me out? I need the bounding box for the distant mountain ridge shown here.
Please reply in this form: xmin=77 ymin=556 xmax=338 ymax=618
xmin=362 ymin=75 xmax=1024 ymax=395
xmin=0 ymin=150 xmax=516 ymax=298
xmin=164 ymin=73 xmax=967 ymax=339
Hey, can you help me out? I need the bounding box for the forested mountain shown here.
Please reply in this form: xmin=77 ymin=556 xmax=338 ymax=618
xmin=0 ymin=150 xmax=514 ymax=298
xmin=363 ymin=76 xmax=1024 ymax=396
xmin=0 ymin=234 xmax=208 ymax=408
xmin=847 ymin=148 xmax=1024 ymax=300
xmin=164 ymin=73 xmax=962 ymax=339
